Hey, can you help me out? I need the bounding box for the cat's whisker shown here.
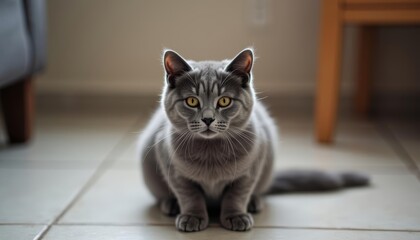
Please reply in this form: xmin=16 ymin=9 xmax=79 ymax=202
xmin=256 ymin=96 xmax=268 ymax=101
xmin=132 ymin=125 xmax=164 ymax=135
xmin=231 ymin=126 xmax=258 ymax=137
xmin=185 ymin=132 xmax=195 ymax=162
xmin=137 ymin=124 xmax=172 ymax=136
xmin=141 ymin=129 xmax=178 ymax=163
xmin=226 ymin=130 xmax=250 ymax=156
xmin=222 ymin=132 xmax=238 ymax=180
xmin=167 ymin=130 xmax=191 ymax=178
xmin=233 ymin=131 xmax=255 ymax=146
xmin=229 ymin=127 xmax=256 ymax=142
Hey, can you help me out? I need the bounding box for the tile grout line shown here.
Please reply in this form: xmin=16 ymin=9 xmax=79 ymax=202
xmin=250 ymin=225 xmax=420 ymax=233
xmin=0 ymin=223 xmax=46 ymax=226
xmin=33 ymin=118 xmax=143 ymax=240
xmin=376 ymin=121 xmax=420 ymax=180
xmin=32 ymin=226 xmax=49 ymax=240
xmin=44 ymin=222 xmax=420 ymax=233
xmin=2 ymin=220 xmax=418 ymax=233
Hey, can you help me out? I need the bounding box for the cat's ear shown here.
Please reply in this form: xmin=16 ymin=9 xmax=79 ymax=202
xmin=225 ymin=48 xmax=254 ymax=86
xmin=163 ymin=50 xmax=192 ymax=87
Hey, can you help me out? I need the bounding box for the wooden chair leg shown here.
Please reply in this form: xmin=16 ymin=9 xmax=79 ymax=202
xmin=0 ymin=77 xmax=34 ymax=143
xmin=355 ymin=26 xmax=375 ymax=115
xmin=315 ymin=0 xmax=344 ymax=143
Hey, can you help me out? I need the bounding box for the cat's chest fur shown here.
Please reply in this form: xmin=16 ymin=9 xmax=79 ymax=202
xmin=171 ymin=133 xmax=255 ymax=188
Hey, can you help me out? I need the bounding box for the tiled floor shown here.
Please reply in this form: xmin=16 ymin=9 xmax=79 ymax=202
xmin=0 ymin=101 xmax=419 ymax=240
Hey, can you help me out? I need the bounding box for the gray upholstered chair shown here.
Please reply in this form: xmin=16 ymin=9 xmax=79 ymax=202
xmin=0 ymin=0 xmax=46 ymax=143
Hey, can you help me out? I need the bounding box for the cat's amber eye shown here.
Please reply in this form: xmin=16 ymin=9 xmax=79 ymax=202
xmin=186 ymin=97 xmax=199 ymax=108
xmin=218 ymin=97 xmax=231 ymax=108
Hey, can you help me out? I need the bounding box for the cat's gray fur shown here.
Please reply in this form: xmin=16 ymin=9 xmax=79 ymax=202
xmin=138 ymin=48 xmax=369 ymax=232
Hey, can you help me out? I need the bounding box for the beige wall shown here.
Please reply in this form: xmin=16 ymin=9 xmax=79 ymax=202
xmin=38 ymin=0 xmax=420 ymax=98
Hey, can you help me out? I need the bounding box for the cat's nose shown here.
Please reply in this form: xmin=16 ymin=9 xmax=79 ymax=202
xmin=201 ymin=118 xmax=215 ymax=126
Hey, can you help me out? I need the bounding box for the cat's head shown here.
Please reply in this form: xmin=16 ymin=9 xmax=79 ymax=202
xmin=161 ymin=49 xmax=256 ymax=139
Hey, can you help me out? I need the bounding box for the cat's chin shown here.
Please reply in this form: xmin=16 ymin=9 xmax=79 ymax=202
xmin=198 ymin=129 xmax=219 ymax=139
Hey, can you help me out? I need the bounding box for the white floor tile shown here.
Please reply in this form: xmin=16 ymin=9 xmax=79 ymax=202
xmin=43 ymin=225 xmax=420 ymax=240
xmin=0 ymin=225 xmax=45 ymax=240
xmin=277 ymin=123 xmax=407 ymax=172
xmin=0 ymin=114 xmax=137 ymax=169
xmin=256 ymin=174 xmax=420 ymax=230
xmin=59 ymin=170 xmax=172 ymax=225
xmin=386 ymin=121 xmax=420 ymax=168
xmin=399 ymin=141 xmax=420 ymax=166
xmin=110 ymin=139 xmax=138 ymax=169
xmin=0 ymin=169 xmax=94 ymax=224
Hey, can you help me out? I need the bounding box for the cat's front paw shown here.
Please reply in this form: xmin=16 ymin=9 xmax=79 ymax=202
xmin=221 ymin=213 xmax=254 ymax=231
xmin=175 ymin=214 xmax=208 ymax=232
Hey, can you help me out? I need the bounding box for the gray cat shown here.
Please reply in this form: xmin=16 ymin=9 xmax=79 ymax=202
xmin=138 ymin=49 xmax=369 ymax=232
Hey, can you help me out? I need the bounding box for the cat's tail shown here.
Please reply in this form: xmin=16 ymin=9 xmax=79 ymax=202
xmin=267 ymin=169 xmax=370 ymax=194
